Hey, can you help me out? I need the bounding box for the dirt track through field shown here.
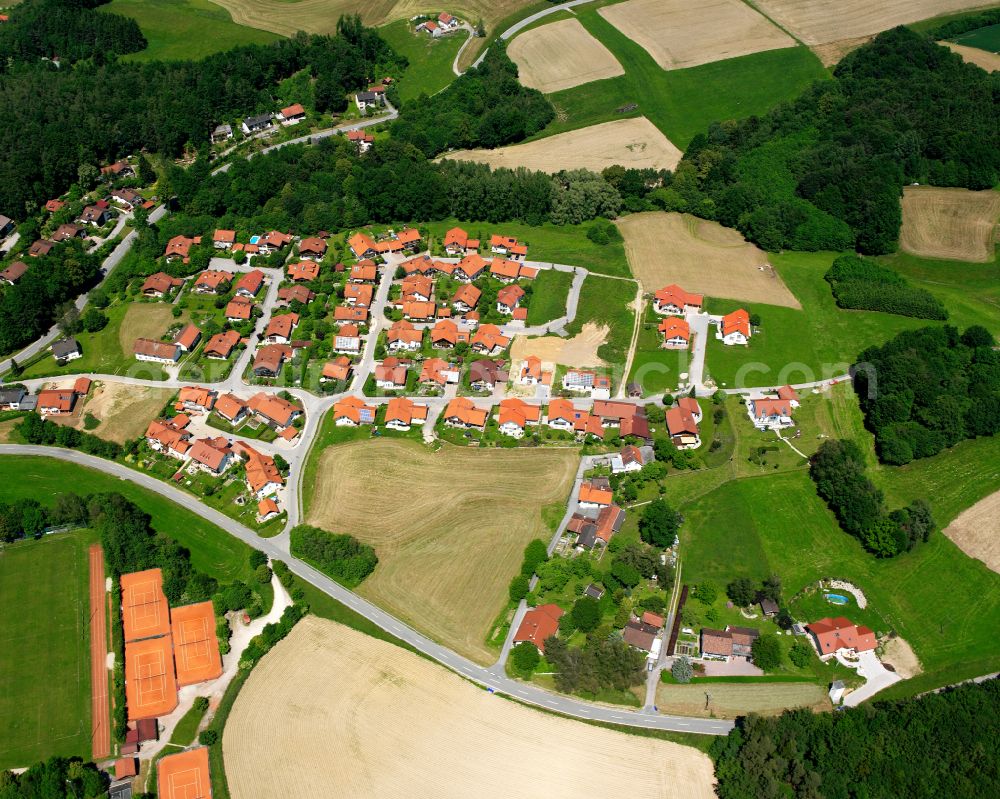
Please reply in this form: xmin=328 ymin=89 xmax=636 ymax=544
xmin=88 ymin=544 xmax=109 ymax=761
xmin=899 ymin=186 xmax=1000 ymax=262
xmin=752 ymin=0 xmax=990 ymax=44
xmin=598 ymin=0 xmax=795 ymax=70
xmin=307 ymin=439 xmax=577 ymax=663
xmin=443 ymin=117 xmax=683 ymax=174
xmin=224 ymin=616 xmax=717 ymax=799
xmin=617 ymin=212 xmax=801 ymax=307
xmin=508 ymin=18 xmax=624 ymax=93
xmin=943 ymin=489 xmax=1000 ymax=574
xmin=510 ymin=322 xmax=608 ymax=367
xmin=943 ymin=41 xmax=1000 ymax=72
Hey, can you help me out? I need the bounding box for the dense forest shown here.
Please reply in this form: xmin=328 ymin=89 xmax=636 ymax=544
xmin=0 ymin=19 xmax=402 ymax=219
xmin=824 ymin=255 xmax=947 ymax=320
xmin=0 ymin=239 xmax=101 ymax=354
xmin=0 ymin=0 xmax=146 ymax=67
xmin=712 ymin=677 xmax=1000 ymax=799
xmin=289 ymin=524 xmax=377 ymax=587
xmin=391 ymin=42 xmax=554 ymax=158
xmin=809 ymin=439 xmax=935 ymax=557
xmin=671 ymin=27 xmax=1000 ymax=254
xmin=0 ymin=756 xmax=107 ymax=799
xmin=854 ymin=325 xmax=1000 ymax=464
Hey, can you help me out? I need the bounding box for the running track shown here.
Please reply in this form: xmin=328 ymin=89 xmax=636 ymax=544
xmin=88 ymin=544 xmax=110 ymax=760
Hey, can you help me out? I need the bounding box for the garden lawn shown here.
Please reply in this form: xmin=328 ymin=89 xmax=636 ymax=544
xmin=537 ymin=8 xmax=829 ymax=148
xmin=0 ymin=531 xmax=94 ymax=770
xmin=526 ymin=268 xmax=573 ymax=326
xmin=421 ymin=218 xmax=632 ymax=278
xmin=565 ymin=273 xmax=637 ymax=368
xmin=170 ymin=699 xmax=208 ymax=746
xmin=380 ymin=20 xmax=466 ymax=101
xmin=102 ymin=0 xmax=280 ymax=62
xmin=627 ymin=305 xmax=689 ymax=396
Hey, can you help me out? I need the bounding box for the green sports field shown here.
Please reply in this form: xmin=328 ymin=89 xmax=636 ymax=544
xmin=0 ymin=531 xmax=94 ymax=770
xmin=532 ymin=7 xmax=829 ymax=149
xmin=103 ymin=0 xmax=280 ymax=62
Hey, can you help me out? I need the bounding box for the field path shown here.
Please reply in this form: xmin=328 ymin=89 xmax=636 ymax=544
xmin=88 ymin=543 xmax=110 ymax=761
xmin=617 ymin=284 xmax=644 ymax=397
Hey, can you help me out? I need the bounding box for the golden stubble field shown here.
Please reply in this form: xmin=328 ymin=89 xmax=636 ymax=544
xmin=943 ymin=489 xmax=1000 ymax=574
xmin=899 ymin=187 xmax=1000 ymax=263
xmin=508 ymin=18 xmax=624 ymax=93
xmin=598 ymin=0 xmax=795 ymax=70
xmin=224 ymin=616 xmax=717 ymax=799
xmin=306 ymin=438 xmax=577 ymax=663
xmin=652 ymin=680 xmax=830 ymax=719
xmin=616 ymin=211 xmax=801 ymax=308
xmin=443 ymin=117 xmax=683 ymax=174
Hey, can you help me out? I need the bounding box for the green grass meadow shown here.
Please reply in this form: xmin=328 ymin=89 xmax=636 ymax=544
xmin=103 ymin=0 xmax=280 ymax=62
xmin=950 ymin=23 xmax=1000 ymax=51
xmin=380 ymin=20 xmax=467 ymax=101
xmin=525 ymin=268 xmax=573 ymax=325
xmin=0 ymin=531 xmax=94 ymax=770
xmin=535 ymin=8 xmax=829 ymax=148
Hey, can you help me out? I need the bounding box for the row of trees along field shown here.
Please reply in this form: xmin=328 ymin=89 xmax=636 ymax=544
xmin=824 ymin=255 xmax=947 ymax=320
xmin=667 ymin=27 xmax=999 ymax=254
xmin=0 ymin=17 xmax=404 ymax=220
xmin=854 ymin=325 xmax=1000 ymax=464
xmin=711 ymin=677 xmax=1000 ymax=799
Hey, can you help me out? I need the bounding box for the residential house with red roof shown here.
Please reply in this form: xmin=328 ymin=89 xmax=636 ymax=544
xmin=443 ymin=397 xmax=489 ymax=429
xmin=420 ymin=357 xmax=459 ymax=386
xmin=225 ymin=295 xmax=254 ymax=322
xmin=322 ymin=356 xmax=353 ymax=383
xmin=141 ymin=272 xmax=183 ymax=298
xmin=264 ymin=313 xmax=299 ymax=344
xmin=193 ymin=269 xmax=231 ymax=294
xmin=37 ymin=389 xmax=77 ymax=416
xmin=578 ymin=478 xmax=613 ymax=509
xmin=451 ymin=283 xmax=480 ymax=313
xmin=278 ymin=103 xmax=306 ymax=125
xmin=513 ymin=604 xmax=563 ymax=652
xmin=213 ymin=229 xmax=236 ymax=249
xmin=666 ymin=405 xmax=700 ymax=449
xmin=247 ymin=392 xmax=301 ymax=430
xmin=1 ymin=260 xmax=27 ymax=285
xmin=748 ymin=396 xmax=794 ymax=430
xmin=333 ymin=324 xmax=361 ymax=354
xmin=204 ymin=330 xmax=241 ymax=360
xmin=287 ymin=260 xmax=320 ymax=282
xmin=453 ymin=253 xmax=488 ymax=281
xmin=701 ymin=626 xmax=759 ymax=660
xmin=489 ymin=234 xmax=527 ymax=261
xmin=387 ymin=320 xmax=422 ymax=352
xmin=562 ymin=370 xmax=611 ymax=400
xmin=188 ymin=437 xmax=234 ymax=475
xmin=384 ymin=397 xmax=428 ymax=431
xmin=443 ymin=227 xmax=479 ymax=255
xmin=298 ymin=237 xmax=326 ymax=258
xmin=349 ymin=259 xmax=378 ymax=282
xmin=653 ymin=284 xmax=703 ymax=315
xmin=213 ymin=394 xmax=247 ymax=424
xmin=234 ymin=270 xmax=265 ymax=297
xmin=252 ymin=344 xmax=292 ymax=377
xmin=333 ymin=395 xmax=376 ymax=426
xmin=374 ymin=357 xmax=408 ymax=390
xmin=133 ymin=338 xmax=180 ymax=364
xmin=718 ymin=309 xmax=751 ymax=345
xmin=659 ymin=317 xmax=690 ymax=349
xmin=469 ymin=359 xmax=508 ymax=392
xmin=173 ymin=324 xmax=201 ymax=353
xmin=497 ymin=398 xmax=541 ymax=438
xmin=470 ymin=324 xmax=509 ymax=356
xmin=496 ymin=284 xmax=525 ymax=315
xmin=807 ymin=617 xmax=877 ymax=656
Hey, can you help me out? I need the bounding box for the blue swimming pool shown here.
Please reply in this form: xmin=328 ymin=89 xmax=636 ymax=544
xmin=249 ymin=235 xmax=261 ymax=244
xmin=825 ymin=593 xmax=849 ymax=605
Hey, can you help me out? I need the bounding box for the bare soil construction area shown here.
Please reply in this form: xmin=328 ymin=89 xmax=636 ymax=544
xmin=443 ymin=117 xmax=683 ymax=174
xmin=77 ymin=382 xmax=173 ymax=443
xmin=616 ymin=212 xmax=801 ymax=308
xmin=899 ymin=187 xmax=1000 ymax=262
xmin=943 ymin=489 xmax=1000 ymax=574
xmin=508 ymin=18 xmax=624 ymax=93
xmin=598 ymin=0 xmax=794 ymax=70
xmin=943 ymin=42 xmax=1000 ymax=72
xmin=510 ymin=322 xmax=608 ymax=367
xmin=653 ymin=681 xmax=830 ymax=719
xmin=882 ymin=637 xmax=923 ymax=680
xmin=306 ymin=439 xmax=577 ymax=664
xmin=752 ymin=0 xmax=989 ymax=44
xmin=224 ymin=616 xmax=717 ymax=799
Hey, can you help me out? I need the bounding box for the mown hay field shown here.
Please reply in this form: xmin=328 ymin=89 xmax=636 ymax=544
xmin=598 ymin=0 xmax=794 ymax=70
xmin=224 ymin=616 xmax=717 ymax=799
xmin=508 ymin=18 xmax=624 ymax=93
xmin=899 ymin=186 xmax=1000 ymax=262
xmin=752 ymin=0 xmax=990 ymax=44
xmin=207 ymin=0 xmax=534 ymax=37
xmin=306 ymin=439 xmax=577 ymax=663
xmin=443 ymin=117 xmax=683 ymax=174
xmin=943 ymin=489 xmax=1000 ymax=574
xmin=617 ymin=212 xmax=801 ymax=308
xmin=653 ymin=681 xmax=830 ymax=719
xmin=117 ymin=303 xmax=185 ymax=357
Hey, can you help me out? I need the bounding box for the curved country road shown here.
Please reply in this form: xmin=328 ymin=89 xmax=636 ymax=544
xmin=0 ymin=444 xmax=733 ymax=736
xmin=470 ymin=0 xmax=601 ymax=69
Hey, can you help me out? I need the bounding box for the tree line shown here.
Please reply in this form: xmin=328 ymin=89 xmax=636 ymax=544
xmin=824 ymin=254 xmax=947 ymax=320
xmin=667 ymin=27 xmax=999 ymax=254
xmin=288 ymin=524 xmax=377 ymax=588
xmin=854 ymin=324 xmax=1000 ymax=464
xmin=927 ymin=8 xmax=1000 ymax=39
xmin=0 ymin=756 xmax=107 ymax=799
xmin=711 ymin=677 xmax=1000 ymax=799
xmin=810 ymin=439 xmax=935 ymax=557
xmin=0 ymin=0 xmax=146 ymax=68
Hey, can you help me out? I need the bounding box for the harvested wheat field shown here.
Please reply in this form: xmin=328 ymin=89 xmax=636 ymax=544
xmin=443 ymin=117 xmax=682 ymax=174
xmin=653 ymin=681 xmax=830 ymax=719
xmin=943 ymin=42 xmax=1000 ymax=72
xmin=508 ymin=18 xmax=624 ymax=93
xmin=209 ymin=0 xmax=531 ymax=36
xmin=598 ymin=0 xmax=794 ymax=70
xmin=753 ymin=0 xmax=988 ymax=44
xmin=900 ymin=187 xmax=1000 ymax=262
xmin=510 ymin=322 xmax=608 ymax=367
xmin=943 ymin=489 xmax=1000 ymax=574
xmin=76 ymin=381 xmax=173 ymax=443
xmin=617 ymin=212 xmax=801 ymax=307
xmin=225 ymin=616 xmax=716 ymax=799
xmin=881 ymin=637 xmax=923 ymax=680
xmin=307 ymin=439 xmax=577 ymax=663
xmin=117 ymin=303 xmax=186 ymax=356
xmin=809 ymin=35 xmax=872 ymax=66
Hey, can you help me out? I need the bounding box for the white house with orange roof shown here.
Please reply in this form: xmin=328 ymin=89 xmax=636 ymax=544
xmin=718 ymin=309 xmax=751 ymax=345
xmin=658 ymin=317 xmax=690 ymax=349
xmin=747 ymin=396 xmax=795 ymax=430
xmin=518 ymin=355 xmax=544 ymax=386
xmin=497 ymin=398 xmax=541 ymax=438
xmin=653 ymin=284 xmax=703 ymax=315
xmin=562 ymin=370 xmax=611 ymax=400
xmin=384 ymin=397 xmax=428 ymax=431
xmin=333 ymin=396 xmax=376 ymax=426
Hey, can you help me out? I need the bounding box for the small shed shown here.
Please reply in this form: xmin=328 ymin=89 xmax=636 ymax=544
xmin=114 ymin=757 xmax=138 ymax=779
xmin=759 ymin=597 xmax=779 ymax=617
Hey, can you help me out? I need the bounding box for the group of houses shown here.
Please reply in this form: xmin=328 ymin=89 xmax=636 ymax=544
xmin=698 ymin=614 xmax=875 ymax=663
xmin=415 ymin=11 xmax=462 ymax=37
xmin=0 ymin=377 xmax=92 ymax=417
xmin=653 ymin=284 xmax=703 ymax=350
xmin=214 ymin=103 xmax=308 ymax=141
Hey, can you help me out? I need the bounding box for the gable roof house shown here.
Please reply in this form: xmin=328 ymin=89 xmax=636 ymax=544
xmin=133 ymin=338 xmax=180 ymax=364
xmin=513 ymin=604 xmax=563 ymax=653
xmin=258 ymin=230 xmax=293 ymax=254
xmin=489 ymin=234 xmax=527 ymax=260
xmin=355 ymin=90 xmax=384 ymax=112
xmin=443 ymin=227 xmax=479 ymax=255
xmin=350 ymin=259 xmax=378 ymax=282
xmin=333 ymin=323 xmax=361 ymax=354
xmin=562 ymin=369 xmax=611 ymax=400
xmin=402 ymin=300 xmax=436 ymax=322
xmin=701 ymin=625 xmax=760 ymax=660
xmin=348 ymin=233 xmax=378 ymax=259
xmin=78 ymin=203 xmax=113 ymax=227
xmin=144 ymin=418 xmax=192 ymax=458
xmin=213 ymin=393 xmax=247 ymax=424
xmin=278 ymin=103 xmax=306 ymax=125
xmin=653 ymin=284 xmax=703 ymax=315
xmin=177 ymin=386 xmax=216 ymax=413
xmin=264 ymin=312 xmax=299 ymax=344
xmin=346 ymin=129 xmax=374 ymax=152
xmin=234 ymin=269 xmax=265 ymax=297
xmin=188 ymin=437 xmax=234 ymax=475
xmin=518 ymin=355 xmax=543 ymax=386
xmin=420 ymin=357 xmax=459 ymax=386
xmin=333 ymin=395 xmax=376 ymax=426
xmin=28 ymin=239 xmax=55 ymax=258
xmin=374 ymin=357 xmax=409 ymax=390
xmin=665 ymin=406 xmax=701 ymax=449
xmin=623 ymin=619 xmax=659 ymax=653
xmin=37 ymin=389 xmax=76 ymax=416
xmin=451 ymin=283 xmax=481 ymax=313
xmin=213 ymin=229 xmax=236 ymax=249
xmin=777 ymin=385 xmax=800 ymax=407
xmin=51 ymin=337 xmax=82 ymax=362
xmin=236 ymin=442 xmax=285 ymax=499
xmin=443 ymin=397 xmax=489 ymax=429
xmin=277 ymin=285 xmax=315 ymax=307
xmin=204 ymin=330 xmax=241 ymax=360
xmin=334 ymin=305 xmax=368 ymax=324
xmin=387 ymin=320 xmax=423 ymax=352
xmin=225 ymin=295 xmax=254 ymax=322
xmin=471 ymin=324 xmax=510 ymax=356
xmin=454 ymin=253 xmax=488 ymax=282
xmin=242 ymin=113 xmax=273 ymax=134
xmin=344 ymin=283 xmax=374 ymax=308
xmin=287 ymin=260 xmax=320 ymax=283
xmin=1 ymin=260 xmax=28 ymax=285
xmin=141 ymin=272 xmax=183 ymax=298
xmin=748 ymin=397 xmax=794 ymax=430
xmin=298 ymin=237 xmax=327 ymax=258
xmin=718 ymin=309 xmax=751 ymax=345
xmin=193 ymin=269 xmax=231 ymax=294
xmin=610 ymin=444 xmax=653 ymax=474
xmin=496 ymin=284 xmax=525 ymax=315
xmin=173 ymin=324 xmax=201 ymax=353
xmin=578 ymin=479 xmax=613 ymax=509
xmin=807 ymin=617 xmax=877 ymax=656
xmin=468 ymin=359 xmax=508 ymax=392
xmin=431 ymin=319 xmax=467 ymax=349
xmin=497 ymin=398 xmax=541 ymax=438
xmin=401 ymin=273 xmax=433 ymax=303
xmin=52 ymin=223 xmax=85 ymax=243
xmin=248 ymin=392 xmax=301 ymax=430
xmin=659 ymin=317 xmax=690 ymax=349
xmin=164 ymin=235 xmax=202 ymax=264
xmin=252 ymin=344 xmax=292 ymax=377
xmin=384 ymin=397 xmax=428 ymax=431
xmin=212 ymin=123 xmax=233 ymax=143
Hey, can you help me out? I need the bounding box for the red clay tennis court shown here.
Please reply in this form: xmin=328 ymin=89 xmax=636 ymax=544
xmin=121 ymin=568 xmax=170 ymax=642
xmin=124 ymin=635 xmax=178 ymax=720
xmin=158 ymin=746 xmax=212 ymax=799
xmin=171 ymin=601 xmax=223 ymax=686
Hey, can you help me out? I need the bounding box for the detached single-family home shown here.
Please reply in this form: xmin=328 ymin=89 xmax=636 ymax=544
xmin=468 ymin=359 xmax=508 ymax=392
xmin=165 ymin=235 xmax=202 ymax=264
xmin=374 ymin=357 xmax=409 ymax=390
xmin=518 ymin=355 xmax=543 ymax=386
xmin=110 ymin=188 xmax=142 ymax=211
xmin=173 ymin=324 xmax=201 ymax=353
xmin=333 ymin=395 xmax=376 ymax=426
xmin=384 ymin=397 xmax=428 ymax=431
xmin=334 ymin=305 xmax=368 ymax=324
xmin=225 ymin=296 xmax=254 ymax=322
xmin=701 ymin=626 xmax=759 ymax=660
xmin=443 ymin=397 xmax=489 ymax=429
xmin=451 ymin=283 xmax=480 ymax=313
xmin=242 ymin=113 xmax=273 ymax=135
xmin=204 ymin=330 xmax=241 ymax=360
xmin=665 ymin=405 xmax=701 ymax=449
xmin=470 ymin=324 xmax=509 ymax=356
xmin=234 ymin=269 xmax=265 ymax=298
xmin=29 ymin=239 xmax=55 ymax=258
xmin=188 ymin=437 xmax=234 ymax=475
xmin=248 ymin=392 xmax=301 ymax=430
xmin=578 ymin=478 xmax=613 ymax=509
xmin=443 ymin=227 xmax=479 ymax=255
xmin=141 ymin=272 xmax=183 ymax=298
xmin=277 ymin=285 xmax=315 ymax=306
xmin=252 ymin=344 xmax=292 ymax=377
xmin=333 ymin=323 xmax=361 ymax=354
xmin=402 ymin=300 xmax=436 ymax=322
xmin=654 ymin=284 xmax=703 ymax=315
xmin=609 ymin=444 xmax=654 ymax=474
xmin=513 ymin=604 xmax=563 ymax=653
xmin=287 ymin=260 xmax=320 ymax=283
xmin=777 ymin=385 xmax=800 ymax=407
xmin=52 ymin=224 xmax=85 ymax=243
xmin=101 ymin=161 xmax=134 ymax=179
xmin=348 ymin=233 xmax=378 ymax=259
xmin=236 ymin=441 xmax=285 ymax=499
xmin=258 ymin=231 xmax=293 ymax=254
xmin=264 ymin=313 xmax=299 ymax=344
xmin=133 ymin=338 xmax=180 ymax=364
xmin=489 ymin=234 xmax=527 ymax=260
xmin=37 ymin=389 xmax=76 ymax=416
xmin=350 ymin=260 xmax=378 ymax=283
xmin=748 ymin=397 xmax=794 ymax=430
xmin=807 ymin=617 xmax=877 ymax=656
xmin=355 ymin=91 xmax=383 ymax=112
xmin=322 ymin=356 xmax=353 ymax=383
xmin=623 ymin=619 xmax=659 ymax=653
xmin=214 ymin=393 xmax=247 ymax=424
xmin=496 ymin=284 xmax=525 ymax=315
xmin=562 ymin=370 xmax=611 ymax=400
xmin=420 ymin=357 xmax=459 ymax=386
xmin=438 ymin=11 xmax=459 ymax=28
xmin=194 ymin=269 xmax=231 ymax=294
xmin=401 ymin=274 xmax=434 ymax=304
xmin=659 ymin=317 xmax=690 ymax=349
xmin=51 ymin=337 xmax=82 ymax=362
xmin=454 ymin=253 xmax=488 ymax=282
xmin=78 ymin=203 xmax=112 ymax=227
xmin=418 ymin=19 xmax=441 ymax=36
xmin=145 ymin=418 xmax=192 ymax=457
xmin=178 ymin=386 xmax=216 ymax=414
xmin=718 ymin=309 xmax=751 ymax=345
xmin=346 ymin=130 xmax=374 ymax=152
xmin=211 ymin=124 xmax=233 ymax=143
xmin=298 ymin=237 xmax=327 ymax=259
xmin=431 ymin=319 xmax=466 ymax=349
xmin=1 ymin=260 xmax=28 ymax=285
xmin=213 ymin=229 xmax=236 ymax=250
xmin=387 ymin=320 xmax=423 ymax=352
xmin=497 ymin=398 xmax=541 ymax=438
xmin=277 ymin=103 xmax=306 ymax=125
xmin=0 ymin=388 xmax=26 ymax=410
xmin=344 ymin=283 xmax=374 ymax=308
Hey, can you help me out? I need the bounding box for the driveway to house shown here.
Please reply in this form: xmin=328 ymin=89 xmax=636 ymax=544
xmin=0 ymin=443 xmax=733 ymax=736
xmin=841 ymin=650 xmax=902 ymax=706
xmin=686 ymin=311 xmax=711 ymax=390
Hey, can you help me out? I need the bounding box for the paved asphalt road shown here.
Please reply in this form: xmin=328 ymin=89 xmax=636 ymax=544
xmin=0 ymin=443 xmax=733 ymax=736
